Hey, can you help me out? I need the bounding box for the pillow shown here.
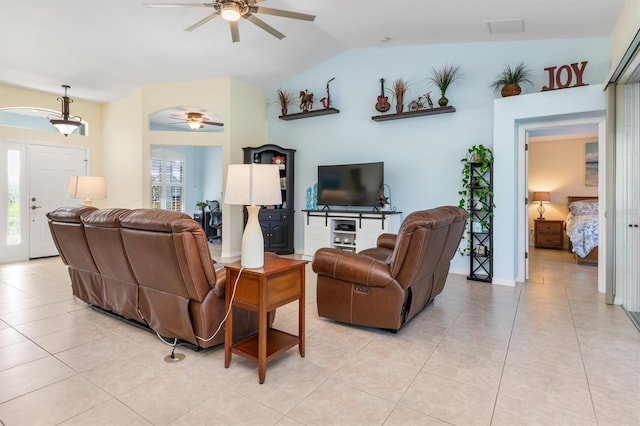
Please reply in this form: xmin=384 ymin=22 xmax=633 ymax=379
xmin=568 ymin=200 xmax=598 ymax=216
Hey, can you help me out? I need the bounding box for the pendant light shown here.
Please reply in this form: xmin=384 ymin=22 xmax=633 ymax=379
xmin=49 ymin=85 xmax=82 ymax=136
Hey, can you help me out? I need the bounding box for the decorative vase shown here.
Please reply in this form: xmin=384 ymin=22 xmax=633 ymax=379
xmin=281 ymin=107 xmax=288 ymax=116
xmin=501 ymin=84 xmax=522 ymax=97
xmin=438 ymin=95 xmax=448 ymax=107
xmin=395 ymin=103 xmax=403 ymax=114
xmin=306 ymin=187 xmax=312 ymax=209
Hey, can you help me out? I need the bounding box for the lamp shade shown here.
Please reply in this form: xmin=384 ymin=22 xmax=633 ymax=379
xmin=50 ymin=120 xmax=81 ymax=136
xmin=224 ymin=164 xmax=282 ymax=206
xmin=68 ymin=176 xmax=107 ymax=206
xmin=224 ymin=164 xmax=282 ymax=268
xmin=532 ymin=191 xmax=551 ymax=203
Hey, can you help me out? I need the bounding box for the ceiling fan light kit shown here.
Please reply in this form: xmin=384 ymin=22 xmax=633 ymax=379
xmin=187 ymin=112 xmax=205 ymax=129
xmin=49 ymin=85 xmax=82 ymax=136
xmin=164 ymin=110 xmax=224 ymax=129
xmin=145 ymin=0 xmax=315 ymax=43
xmin=220 ymin=1 xmax=242 ymax=21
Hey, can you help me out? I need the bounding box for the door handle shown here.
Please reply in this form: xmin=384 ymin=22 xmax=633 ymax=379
xmin=31 ymin=205 xmax=42 ymax=210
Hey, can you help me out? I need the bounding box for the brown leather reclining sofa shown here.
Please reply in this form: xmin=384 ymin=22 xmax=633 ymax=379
xmin=47 ymin=206 xmax=256 ymax=349
xmin=312 ymin=206 xmax=468 ymax=331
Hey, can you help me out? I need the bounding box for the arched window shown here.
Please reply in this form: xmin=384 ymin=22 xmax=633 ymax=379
xmin=151 ymin=149 xmax=185 ymax=212
xmin=0 ymin=107 xmax=88 ymax=135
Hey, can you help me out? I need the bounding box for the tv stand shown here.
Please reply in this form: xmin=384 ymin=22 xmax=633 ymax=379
xmin=302 ymin=210 xmax=402 ymax=260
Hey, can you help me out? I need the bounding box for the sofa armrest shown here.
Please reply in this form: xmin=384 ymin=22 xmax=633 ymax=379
xmin=377 ymin=233 xmax=397 ymax=250
xmin=312 ymin=248 xmax=394 ymax=288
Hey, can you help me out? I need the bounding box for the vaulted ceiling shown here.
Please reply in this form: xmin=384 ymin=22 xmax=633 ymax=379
xmin=0 ymin=0 xmax=625 ymax=103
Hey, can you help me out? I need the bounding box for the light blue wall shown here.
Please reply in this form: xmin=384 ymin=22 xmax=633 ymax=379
xmin=267 ymin=38 xmax=611 ymax=275
xmin=200 ymin=146 xmax=223 ymax=204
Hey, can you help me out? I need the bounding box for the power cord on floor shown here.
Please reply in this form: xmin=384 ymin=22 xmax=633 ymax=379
xmin=152 ymin=266 xmax=244 ymax=362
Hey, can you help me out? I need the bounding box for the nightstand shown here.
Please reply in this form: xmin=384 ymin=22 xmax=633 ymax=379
xmin=534 ymin=219 xmax=564 ymax=249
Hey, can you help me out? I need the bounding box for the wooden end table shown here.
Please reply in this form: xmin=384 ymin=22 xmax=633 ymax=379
xmin=224 ymin=254 xmax=308 ymax=383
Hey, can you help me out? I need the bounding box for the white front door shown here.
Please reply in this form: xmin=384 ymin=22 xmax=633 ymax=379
xmin=28 ymin=144 xmax=87 ymax=259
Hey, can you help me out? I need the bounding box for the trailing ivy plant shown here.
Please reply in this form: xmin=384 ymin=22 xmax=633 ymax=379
xmin=458 ymin=144 xmax=496 ymax=255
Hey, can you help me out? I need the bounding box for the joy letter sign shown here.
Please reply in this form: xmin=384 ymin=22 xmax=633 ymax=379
xmin=542 ymin=61 xmax=588 ymax=91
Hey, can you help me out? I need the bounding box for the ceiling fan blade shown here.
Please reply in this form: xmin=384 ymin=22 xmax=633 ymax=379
xmin=250 ymin=6 xmax=315 ymax=21
xmin=246 ymin=0 xmax=267 ymax=5
xmin=245 ymin=14 xmax=285 ymax=39
xmin=201 ymin=121 xmax=224 ymax=126
xmin=144 ymin=3 xmax=214 ymax=7
xmin=229 ymin=20 xmax=240 ymax=43
xmin=185 ymin=12 xmax=219 ymax=32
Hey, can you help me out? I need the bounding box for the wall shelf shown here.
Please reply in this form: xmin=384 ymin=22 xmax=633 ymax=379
xmin=371 ymin=106 xmax=455 ymax=122
xmin=279 ymin=108 xmax=340 ymax=121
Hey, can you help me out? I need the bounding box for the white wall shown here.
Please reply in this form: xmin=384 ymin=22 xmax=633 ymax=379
xmin=610 ymin=0 xmax=640 ymax=73
xmin=267 ymin=38 xmax=611 ymax=277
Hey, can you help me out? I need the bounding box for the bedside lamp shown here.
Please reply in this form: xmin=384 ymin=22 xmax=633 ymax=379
xmin=224 ymin=164 xmax=282 ymax=268
xmin=68 ymin=176 xmax=107 ymax=206
xmin=532 ymin=191 xmax=551 ymax=220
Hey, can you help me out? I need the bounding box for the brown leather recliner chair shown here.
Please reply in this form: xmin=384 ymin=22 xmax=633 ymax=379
xmin=312 ymin=206 xmax=468 ymax=331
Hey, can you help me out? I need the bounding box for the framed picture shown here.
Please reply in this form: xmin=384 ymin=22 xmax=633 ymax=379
xmin=585 ymin=142 xmax=598 ymax=186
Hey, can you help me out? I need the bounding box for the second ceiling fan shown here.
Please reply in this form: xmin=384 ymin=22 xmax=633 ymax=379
xmin=145 ymin=0 xmax=316 ymax=43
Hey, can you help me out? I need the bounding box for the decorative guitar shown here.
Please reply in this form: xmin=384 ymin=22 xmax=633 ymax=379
xmin=375 ymin=78 xmax=391 ymax=113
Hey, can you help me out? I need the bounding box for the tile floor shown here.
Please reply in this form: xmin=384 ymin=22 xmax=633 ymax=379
xmin=0 ymin=248 xmax=638 ymax=425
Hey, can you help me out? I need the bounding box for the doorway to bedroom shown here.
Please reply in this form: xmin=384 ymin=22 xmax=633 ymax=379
xmin=525 ymin=122 xmax=600 ymax=283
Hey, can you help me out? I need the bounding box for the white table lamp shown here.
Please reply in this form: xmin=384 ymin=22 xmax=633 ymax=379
xmin=224 ymin=164 xmax=282 ymax=268
xmin=68 ymin=176 xmax=107 ymax=206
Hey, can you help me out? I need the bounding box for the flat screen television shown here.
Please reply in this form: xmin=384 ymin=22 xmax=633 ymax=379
xmin=317 ymin=162 xmax=384 ymax=207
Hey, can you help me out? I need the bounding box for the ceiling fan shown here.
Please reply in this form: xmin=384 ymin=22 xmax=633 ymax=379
xmin=169 ymin=112 xmax=224 ymax=129
xmin=144 ymin=0 xmax=316 ymax=43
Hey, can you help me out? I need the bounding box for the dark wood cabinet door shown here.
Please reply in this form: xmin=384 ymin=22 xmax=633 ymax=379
xmin=268 ymin=221 xmax=289 ymax=250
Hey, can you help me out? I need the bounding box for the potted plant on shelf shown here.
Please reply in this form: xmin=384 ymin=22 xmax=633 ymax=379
xmin=490 ymin=61 xmax=533 ymax=97
xmin=276 ymin=88 xmax=293 ymax=116
xmin=458 ymin=144 xmax=496 ymax=255
xmin=429 ymin=64 xmax=461 ymax=107
xmin=390 ymin=78 xmax=408 ymax=114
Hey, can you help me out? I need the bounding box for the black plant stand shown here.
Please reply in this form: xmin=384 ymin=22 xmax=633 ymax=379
xmin=467 ymin=162 xmax=493 ymax=283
